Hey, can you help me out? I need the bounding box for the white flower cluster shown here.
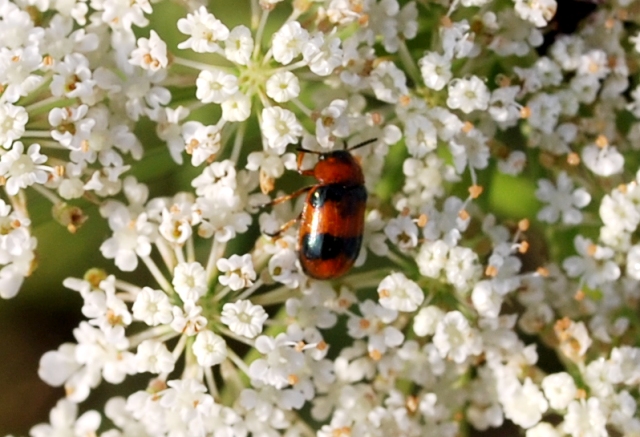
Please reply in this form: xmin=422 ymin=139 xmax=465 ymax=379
xmin=4 ymin=0 xmax=640 ymax=436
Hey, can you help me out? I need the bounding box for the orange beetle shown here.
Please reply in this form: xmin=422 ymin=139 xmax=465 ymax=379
xmin=268 ymin=139 xmax=376 ymax=280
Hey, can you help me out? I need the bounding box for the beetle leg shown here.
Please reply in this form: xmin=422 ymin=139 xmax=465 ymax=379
xmin=264 ymin=213 xmax=302 ymax=238
xmin=296 ymin=151 xmax=316 ymax=177
xmin=265 ymin=186 xmax=312 ymax=206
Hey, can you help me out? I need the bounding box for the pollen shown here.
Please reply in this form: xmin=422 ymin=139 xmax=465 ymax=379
xmin=288 ymin=374 xmax=299 ymax=385
xmin=332 ymin=426 xmax=351 ymax=437
xmin=567 ymin=152 xmax=580 ymax=166
xmin=595 ymin=134 xmax=608 ymax=148
xmin=518 ymin=219 xmax=530 ymax=232
xmin=485 ymin=265 xmax=498 ymax=277
xmin=371 ymin=112 xmax=382 ymax=125
xmin=417 ymin=213 xmax=428 ymax=227
xmin=406 ymin=395 xmax=419 ymax=414
xmin=520 ymin=106 xmax=531 ymax=118
xmin=359 ymin=319 xmax=371 ymax=329
xmin=369 ymin=349 xmax=382 ymax=361
xmin=378 ymin=288 xmax=390 ymax=298
xmin=574 ymin=289 xmax=585 ymax=301
xmin=518 ymin=241 xmax=529 ymax=254
xmin=458 ymin=209 xmax=469 ymax=221
xmin=468 ymin=185 xmax=483 ymax=199
xmin=536 ymin=266 xmax=549 ymax=277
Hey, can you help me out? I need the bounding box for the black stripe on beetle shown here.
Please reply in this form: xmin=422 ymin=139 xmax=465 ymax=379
xmin=301 ymin=233 xmax=362 ymax=261
xmin=309 ymin=185 xmax=367 ymax=214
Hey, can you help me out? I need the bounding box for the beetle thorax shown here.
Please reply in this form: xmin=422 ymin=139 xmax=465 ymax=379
xmin=314 ymin=151 xmax=365 ymax=185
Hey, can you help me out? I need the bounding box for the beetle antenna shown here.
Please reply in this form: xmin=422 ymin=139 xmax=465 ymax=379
xmin=296 ymin=147 xmax=323 ymax=155
xmin=347 ymin=138 xmax=377 ymax=151
xmin=343 ymin=139 xmax=348 ymax=150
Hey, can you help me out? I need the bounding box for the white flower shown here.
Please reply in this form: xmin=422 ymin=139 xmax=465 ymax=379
xmin=265 ymin=71 xmax=300 ymax=103
xmin=193 ymin=330 xmax=227 ymax=367
xmin=433 ymin=311 xmax=482 ymax=363
xmin=526 ymin=423 xmax=561 ymax=437
xmin=249 ymin=334 xmax=305 ymax=388
xmin=550 ymin=35 xmax=584 ymax=71
xmin=627 ymin=245 xmax=640 ymax=280
xmin=132 ymin=287 xmax=173 ymax=326
xmin=498 ymin=150 xmax=527 ymax=175
xmin=0 ymin=142 xmax=50 ymax=195
xmin=535 ymin=172 xmax=591 ymax=224
xmin=0 ymin=45 xmax=43 ymax=103
xmin=563 ymin=235 xmax=620 ymax=289
xmin=315 ymin=100 xmax=349 ymax=149
xmin=413 ymin=305 xmax=445 ymax=337
xmin=541 ymin=372 xmax=577 ymax=410
xmin=514 ymin=0 xmax=557 ymax=27
xmin=450 ymin=129 xmax=490 ymax=174
xmin=225 ymin=25 xmax=253 ymax=65
xmin=0 ymin=103 xmax=27 ymax=149
xmin=171 ymin=301 xmax=207 ymax=336
xmin=501 ymin=378 xmax=548 ymax=429
xmin=562 ymin=398 xmax=607 ymax=437
xmin=404 ymin=114 xmax=437 ymax=158
xmin=369 ymin=60 xmax=408 ymax=103
xmin=50 ymin=54 xmax=95 ymax=101
xmin=302 ymin=31 xmax=343 ymax=76
xmin=555 ymin=319 xmax=592 ymax=363
xmin=82 ymin=276 xmax=131 ymax=343
xmin=377 ymin=272 xmax=424 ymax=312
xmin=158 ymin=203 xmax=193 ymax=245
xmin=216 ymin=254 xmax=256 ymax=290
xmin=135 ymin=340 xmax=175 ymax=374
xmin=269 ymin=247 xmax=304 ymax=288
xmin=261 ymin=106 xmax=303 ymax=155
xmin=272 ymin=21 xmax=309 ymax=65
xmin=196 ymin=69 xmax=239 ymax=104
xmin=173 ymin=262 xmax=207 ymax=302
xmin=221 ymin=92 xmax=251 ymax=122
xmin=416 ymin=239 xmax=449 ymax=278
xmin=182 ymin=121 xmax=222 ymax=166
xmin=527 ymin=93 xmax=561 ymax=134
xmin=446 ymin=76 xmax=490 ymax=113
xmin=29 ymin=399 xmax=101 ymax=437
xmin=577 ymin=49 xmax=609 ymax=79
xmin=471 ymin=281 xmax=502 ymax=318
xmin=220 ymin=300 xmax=268 ymax=338
xmin=99 ymin=204 xmax=154 ymax=272
xmin=445 ymin=246 xmax=482 ymax=292
xmin=490 ymin=86 xmax=522 ymax=127
xmin=599 ymin=189 xmax=640 ymax=232
xmin=419 ymin=52 xmax=452 ymax=91
xmin=159 ymin=379 xmax=213 ymax=425
xmin=177 ymin=6 xmax=229 ymax=53
xmin=384 ymin=215 xmax=419 ymax=251
xmin=130 ymin=30 xmax=168 ymax=73
xmin=582 ymin=144 xmax=624 ymax=177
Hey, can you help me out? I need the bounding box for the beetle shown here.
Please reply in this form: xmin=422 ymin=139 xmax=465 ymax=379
xmin=267 ymin=138 xmax=376 ymax=280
